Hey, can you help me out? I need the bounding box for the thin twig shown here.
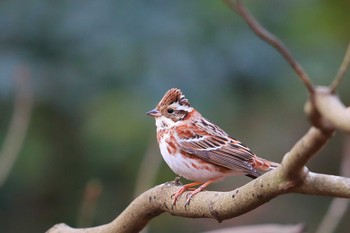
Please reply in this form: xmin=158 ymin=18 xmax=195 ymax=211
xmin=77 ymin=179 xmax=103 ymax=227
xmin=0 ymin=66 xmax=33 ymax=187
xmin=315 ymin=198 xmax=349 ymax=233
xmin=133 ymin=140 xmax=161 ymax=197
xmin=202 ymin=224 xmax=305 ymax=233
xmin=315 ymin=135 xmax=350 ymax=233
xmin=329 ymin=42 xmax=350 ymax=93
xmin=133 ymin=140 xmax=162 ymax=233
xmin=223 ymin=0 xmax=314 ymax=94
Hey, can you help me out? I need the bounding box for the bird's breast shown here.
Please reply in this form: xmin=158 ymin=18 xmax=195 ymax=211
xmin=158 ymin=133 xmax=234 ymax=182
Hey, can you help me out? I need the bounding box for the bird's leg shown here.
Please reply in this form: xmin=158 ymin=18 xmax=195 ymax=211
xmin=185 ymin=178 xmax=219 ymax=206
xmin=171 ymin=181 xmax=203 ymax=206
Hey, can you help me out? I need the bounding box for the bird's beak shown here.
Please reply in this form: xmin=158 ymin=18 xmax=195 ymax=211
xmin=146 ymin=108 xmax=161 ymax=117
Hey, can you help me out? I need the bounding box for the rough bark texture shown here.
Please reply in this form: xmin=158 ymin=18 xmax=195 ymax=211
xmin=46 ymin=125 xmax=350 ymax=233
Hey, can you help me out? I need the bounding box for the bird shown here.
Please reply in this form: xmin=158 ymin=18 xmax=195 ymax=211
xmin=147 ymin=88 xmax=279 ymax=206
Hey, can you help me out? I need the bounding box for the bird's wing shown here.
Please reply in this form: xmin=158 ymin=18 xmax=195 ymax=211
xmin=175 ymin=118 xmax=260 ymax=177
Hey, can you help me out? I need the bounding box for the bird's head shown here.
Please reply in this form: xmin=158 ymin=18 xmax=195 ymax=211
xmin=147 ymin=88 xmax=193 ymax=128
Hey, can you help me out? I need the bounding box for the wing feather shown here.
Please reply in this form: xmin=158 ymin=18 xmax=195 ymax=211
xmin=176 ymin=118 xmax=260 ymax=177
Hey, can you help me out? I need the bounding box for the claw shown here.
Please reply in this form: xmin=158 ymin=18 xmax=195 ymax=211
xmin=184 ymin=188 xmax=202 ymax=206
xmin=170 ymin=181 xmax=202 ymax=206
xmin=185 ymin=194 xmax=193 ymax=207
xmin=184 ymin=178 xmax=219 ymax=207
xmin=170 ymin=178 xmax=218 ymax=207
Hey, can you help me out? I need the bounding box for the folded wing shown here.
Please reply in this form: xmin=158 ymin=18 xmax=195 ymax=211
xmin=175 ymin=118 xmax=260 ymax=178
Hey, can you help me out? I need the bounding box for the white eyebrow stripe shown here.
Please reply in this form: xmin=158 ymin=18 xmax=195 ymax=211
xmin=176 ymin=105 xmax=193 ymax=111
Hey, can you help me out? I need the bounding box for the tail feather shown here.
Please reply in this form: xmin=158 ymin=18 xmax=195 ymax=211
xmin=251 ymin=156 xmax=279 ymax=171
xmin=246 ymin=173 xmax=260 ymax=179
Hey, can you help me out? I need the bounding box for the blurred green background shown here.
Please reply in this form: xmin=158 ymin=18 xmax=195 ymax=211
xmin=0 ymin=0 xmax=349 ymax=232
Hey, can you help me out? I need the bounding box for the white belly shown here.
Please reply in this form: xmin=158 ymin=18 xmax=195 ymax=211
xmin=159 ymin=134 xmax=231 ymax=182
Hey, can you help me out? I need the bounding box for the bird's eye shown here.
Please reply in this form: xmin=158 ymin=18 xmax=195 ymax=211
xmin=167 ymin=108 xmax=174 ymax=114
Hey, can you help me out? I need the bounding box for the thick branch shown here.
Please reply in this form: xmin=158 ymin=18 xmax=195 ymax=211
xmin=281 ymin=127 xmax=333 ymax=179
xmin=314 ymin=87 xmax=350 ymax=132
xmin=47 ymin=120 xmax=350 ymax=233
xmin=306 ymin=86 xmax=350 ymax=133
xmin=47 ymin=170 xmax=350 ymax=233
xmin=294 ymin=172 xmax=350 ymax=197
xmin=48 ymin=174 xmax=283 ymax=233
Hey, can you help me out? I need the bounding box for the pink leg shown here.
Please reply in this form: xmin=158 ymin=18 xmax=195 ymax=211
xmin=172 ymin=181 xmax=203 ymax=206
xmin=185 ymin=178 xmax=219 ymax=206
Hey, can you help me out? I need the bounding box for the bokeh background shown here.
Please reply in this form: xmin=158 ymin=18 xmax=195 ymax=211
xmin=0 ymin=0 xmax=349 ymax=232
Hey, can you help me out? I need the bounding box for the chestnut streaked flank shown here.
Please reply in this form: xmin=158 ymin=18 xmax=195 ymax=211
xmin=147 ymin=88 xmax=279 ymax=205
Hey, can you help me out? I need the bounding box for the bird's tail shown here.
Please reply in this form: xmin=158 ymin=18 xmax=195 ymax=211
xmin=251 ymin=155 xmax=280 ymax=171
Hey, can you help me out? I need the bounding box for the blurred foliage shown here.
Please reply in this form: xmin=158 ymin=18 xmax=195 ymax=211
xmin=0 ymin=0 xmax=349 ymax=232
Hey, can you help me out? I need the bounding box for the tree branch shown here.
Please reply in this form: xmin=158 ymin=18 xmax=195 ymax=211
xmin=133 ymin=140 xmax=162 ymax=197
xmin=77 ymin=179 xmax=103 ymax=227
xmin=0 ymin=67 xmax=33 ymax=187
xmin=294 ymin=172 xmax=350 ymax=197
xmin=315 ymin=198 xmax=349 ymax=233
xmin=202 ymin=224 xmax=305 ymax=233
xmin=223 ymin=0 xmax=314 ymax=94
xmin=305 ymin=86 xmax=350 ymax=133
xmin=281 ymin=127 xmax=333 ymax=180
xmin=47 ymin=170 xmax=350 ymax=233
xmin=329 ymin=42 xmax=350 ymax=93
xmin=315 ymin=135 xmax=350 ymax=233
xmin=47 ymin=120 xmax=350 ymax=233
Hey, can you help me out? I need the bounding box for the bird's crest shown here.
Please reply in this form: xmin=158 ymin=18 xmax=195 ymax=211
xmin=157 ymin=88 xmax=190 ymax=108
